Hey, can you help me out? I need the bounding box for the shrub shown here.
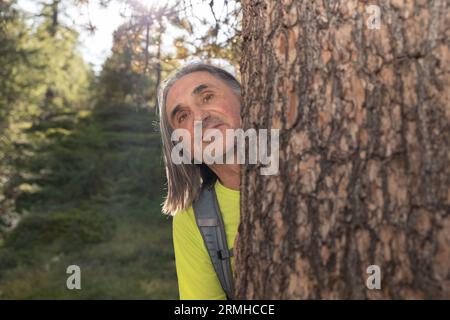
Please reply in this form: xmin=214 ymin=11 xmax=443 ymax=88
xmin=5 ymin=207 xmax=115 ymax=253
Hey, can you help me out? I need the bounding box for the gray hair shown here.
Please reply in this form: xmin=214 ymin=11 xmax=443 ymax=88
xmin=157 ymin=62 xmax=241 ymax=216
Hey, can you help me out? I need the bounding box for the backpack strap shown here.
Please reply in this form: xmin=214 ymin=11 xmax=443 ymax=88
xmin=193 ymin=184 xmax=234 ymax=300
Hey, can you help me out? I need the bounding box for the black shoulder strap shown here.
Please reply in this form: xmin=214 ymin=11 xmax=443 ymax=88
xmin=193 ymin=184 xmax=234 ymax=300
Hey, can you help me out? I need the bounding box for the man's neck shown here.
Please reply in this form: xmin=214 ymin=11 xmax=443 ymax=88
xmin=209 ymin=163 xmax=240 ymax=191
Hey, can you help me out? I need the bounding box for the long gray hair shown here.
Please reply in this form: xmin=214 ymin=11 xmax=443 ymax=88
xmin=157 ymin=62 xmax=241 ymax=216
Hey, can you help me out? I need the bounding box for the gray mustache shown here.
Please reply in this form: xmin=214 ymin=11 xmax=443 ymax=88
xmin=199 ymin=116 xmax=224 ymax=130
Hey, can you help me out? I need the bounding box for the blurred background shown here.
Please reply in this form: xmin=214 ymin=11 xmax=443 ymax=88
xmin=0 ymin=0 xmax=240 ymax=299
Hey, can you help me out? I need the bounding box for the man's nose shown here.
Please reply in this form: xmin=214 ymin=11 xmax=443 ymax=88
xmin=193 ymin=110 xmax=210 ymax=124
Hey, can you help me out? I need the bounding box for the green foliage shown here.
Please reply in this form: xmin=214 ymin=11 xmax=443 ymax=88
xmin=29 ymin=25 xmax=93 ymax=114
xmin=5 ymin=207 xmax=115 ymax=253
xmin=0 ymin=0 xmax=93 ymax=233
xmin=0 ymin=4 xmax=176 ymax=295
xmin=96 ymin=24 xmax=157 ymax=108
xmin=0 ymin=0 xmax=26 ymax=123
xmin=0 ymin=102 xmax=177 ymax=299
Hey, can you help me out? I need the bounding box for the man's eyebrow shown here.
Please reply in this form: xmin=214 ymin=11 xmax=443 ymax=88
xmin=191 ymin=83 xmax=216 ymax=96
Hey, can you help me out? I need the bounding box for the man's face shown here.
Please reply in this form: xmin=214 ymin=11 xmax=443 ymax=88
xmin=166 ymin=71 xmax=241 ymax=160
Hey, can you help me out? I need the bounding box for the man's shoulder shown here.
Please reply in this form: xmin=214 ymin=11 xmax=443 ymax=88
xmin=172 ymin=204 xmax=211 ymax=259
xmin=172 ymin=205 xmax=199 ymax=238
xmin=173 ymin=205 xmax=195 ymax=222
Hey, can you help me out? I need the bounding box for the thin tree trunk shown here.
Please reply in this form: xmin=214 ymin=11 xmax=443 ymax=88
xmin=144 ymin=20 xmax=151 ymax=74
xmin=154 ymin=26 xmax=162 ymax=108
xmin=235 ymin=0 xmax=450 ymax=299
xmin=49 ymin=0 xmax=59 ymax=36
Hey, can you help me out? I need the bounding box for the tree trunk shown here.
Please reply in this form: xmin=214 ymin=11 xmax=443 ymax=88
xmin=49 ymin=0 xmax=60 ymax=36
xmin=235 ymin=0 xmax=450 ymax=299
xmin=154 ymin=25 xmax=162 ymax=108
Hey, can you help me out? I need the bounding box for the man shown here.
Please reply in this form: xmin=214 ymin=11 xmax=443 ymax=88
xmin=157 ymin=62 xmax=241 ymax=299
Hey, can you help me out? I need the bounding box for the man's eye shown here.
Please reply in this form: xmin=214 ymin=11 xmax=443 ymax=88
xmin=202 ymin=93 xmax=214 ymax=103
xmin=177 ymin=112 xmax=188 ymax=124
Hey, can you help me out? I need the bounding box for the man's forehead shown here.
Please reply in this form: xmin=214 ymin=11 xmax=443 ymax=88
xmin=166 ymin=72 xmax=221 ymax=110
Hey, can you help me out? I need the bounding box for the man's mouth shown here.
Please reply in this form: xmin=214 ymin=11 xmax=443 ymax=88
xmin=200 ymin=123 xmax=226 ymax=142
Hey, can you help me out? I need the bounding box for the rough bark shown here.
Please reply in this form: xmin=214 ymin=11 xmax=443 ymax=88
xmin=235 ymin=0 xmax=450 ymax=299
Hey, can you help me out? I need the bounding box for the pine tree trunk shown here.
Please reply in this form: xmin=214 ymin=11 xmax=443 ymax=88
xmin=49 ymin=0 xmax=60 ymax=36
xmin=235 ymin=0 xmax=450 ymax=299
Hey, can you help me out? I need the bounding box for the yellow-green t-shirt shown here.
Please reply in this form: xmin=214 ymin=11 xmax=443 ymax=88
xmin=172 ymin=180 xmax=240 ymax=300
